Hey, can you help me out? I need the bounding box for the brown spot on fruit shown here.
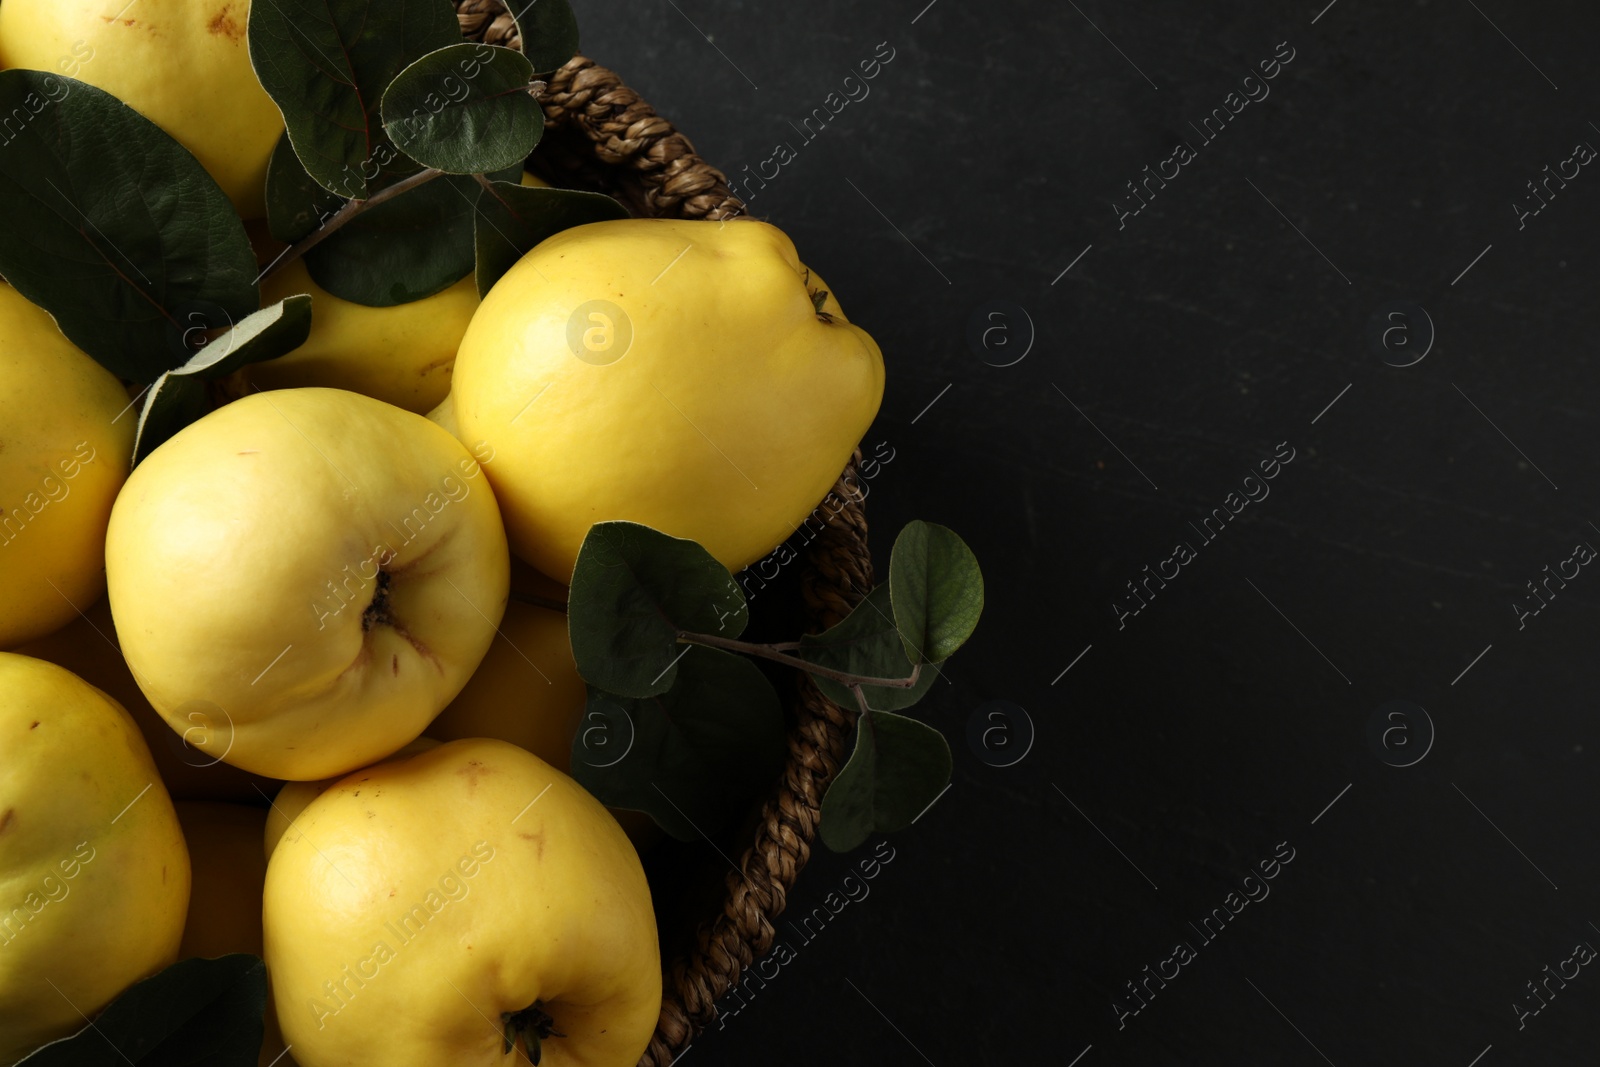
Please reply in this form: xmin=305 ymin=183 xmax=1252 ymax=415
xmin=0 ymin=809 xmax=13 ymax=833
xmin=518 ymin=830 xmax=546 ymax=860
xmin=29 ymin=721 xmax=38 ymax=729
xmin=208 ymin=4 xmax=243 ymax=39
xmin=458 ymin=759 xmax=490 ymax=788
xmin=392 ymin=654 xmax=400 ymax=676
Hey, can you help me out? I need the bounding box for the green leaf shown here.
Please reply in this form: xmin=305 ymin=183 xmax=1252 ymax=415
xmin=510 ymin=0 xmax=581 ymax=74
xmin=174 ymin=296 xmax=313 ymax=380
xmin=474 ymin=180 xmax=629 ymax=296
xmin=570 ymin=647 xmax=785 ymax=841
xmin=819 ymin=712 xmax=952 ymax=852
xmin=888 ymin=521 xmax=984 ymax=664
xmin=132 ymin=373 xmax=208 ymax=467
xmin=797 ymin=585 xmax=941 ymax=711
xmin=264 ymin=132 xmax=346 ymax=245
xmin=568 ymin=522 xmax=748 ymax=698
xmin=303 ymin=170 xmax=513 ymax=306
xmin=248 ymin=0 xmax=462 ymax=199
xmin=17 ymin=954 xmax=267 ymax=1066
xmin=382 ymin=44 xmax=543 ymax=175
xmin=125 ymin=299 xmax=311 ymax=468
xmin=0 ymin=71 xmax=258 ymax=384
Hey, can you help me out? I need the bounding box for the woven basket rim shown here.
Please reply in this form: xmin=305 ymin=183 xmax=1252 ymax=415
xmin=454 ymin=4 xmax=876 ymax=1065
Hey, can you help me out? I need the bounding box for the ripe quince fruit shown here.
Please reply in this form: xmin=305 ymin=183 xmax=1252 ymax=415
xmin=251 ymin=262 xmax=477 ymax=415
xmin=263 ymin=738 xmax=661 ymax=1067
xmin=0 ymin=653 xmax=190 ymax=1064
xmin=449 ymin=218 xmax=884 ymax=581
xmin=0 ymin=0 xmax=283 ymax=217
xmin=105 ymin=388 xmax=510 ymax=781
xmin=0 ymin=284 xmax=134 ymax=650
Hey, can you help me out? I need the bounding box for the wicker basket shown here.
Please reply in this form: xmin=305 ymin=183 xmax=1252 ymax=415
xmin=453 ymin=4 xmax=875 ymax=1064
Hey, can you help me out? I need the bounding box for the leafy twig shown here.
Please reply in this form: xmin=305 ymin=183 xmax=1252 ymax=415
xmin=257 ymin=167 xmax=449 ymax=283
xmin=679 ymin=630 xmax=923 ymax=690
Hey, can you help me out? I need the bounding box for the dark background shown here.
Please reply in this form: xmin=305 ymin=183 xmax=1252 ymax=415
xmin=577 ymin=2 xmax=1600 ymax=1064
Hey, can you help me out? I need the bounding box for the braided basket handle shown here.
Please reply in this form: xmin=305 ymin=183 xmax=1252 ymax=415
xmin=453 ymin=6 xmax=876 ymax=1064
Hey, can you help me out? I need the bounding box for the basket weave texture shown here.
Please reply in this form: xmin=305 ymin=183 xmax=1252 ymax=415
xmin=454 ymin=4 xmax=876 ymax=1063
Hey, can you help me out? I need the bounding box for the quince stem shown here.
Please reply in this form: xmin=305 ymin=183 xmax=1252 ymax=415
xmin=257 ymin=167 xmax=449 ymax=284
xmin=508 ymin=591 xmax=570 ymax=613
xmin=502 ymin=1001 xmax=564 ymax=1065
xmin=678 ymin=631 xmax=924 ymax=690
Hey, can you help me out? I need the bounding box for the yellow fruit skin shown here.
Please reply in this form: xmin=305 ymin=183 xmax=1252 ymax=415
xmin=451 ymin=218 xmax=885 ymax=582
xmin=264 ymin=738 xmax=661 ymax=1067
xmin=425 ymin=392 xmax=459 ymax=436
xmin=14 ymin=597 xmax=281 ymax=803
xmin=262 ymin=738 xmax=440 ymax=860
xmin=104 ymin=388 xmax=511 ymax=781
xmin=251 ymin=262 xmax=478 ymax=415
xmin=0 ymin=285 xmax=134 ymax=649
xmin=0 ymin=1 xmax=283 ymax=217
xmin=0 ymin=653 xmax=190 ymax=1065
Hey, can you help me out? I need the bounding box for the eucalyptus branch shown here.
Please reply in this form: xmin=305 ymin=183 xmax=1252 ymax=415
xmin=509 ymin=590 xmax=569 ymax=613
xmin=257 ymin=166 xmax=448 ymax=283
xmin=679 ymin=630 xmax=924 ymax=690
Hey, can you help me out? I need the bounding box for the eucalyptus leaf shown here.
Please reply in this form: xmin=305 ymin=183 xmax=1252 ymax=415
xmin=264 ymin=132 xmax=346 ymax=245
xmin=17 ymin=954 xmax=267 ymax=1066
xmin=888 ymin=520 xmax=984 ymax=664
xmin=248 ymin=0 xmax=461 ymax=198
xmin=797 ymin=585 xmax=941 ymax=712
xmin=819 ymin=711 xmax=952 ymax=852
xmin=174 ymin=295 xmax=313 ymax=380
xmin=569 ymin=647 xmax=785 ymax=841
xmin=0 ymin=71 xmax=258 ymax=383
xmin=132 ymin=373 xmax=208 ymax=466
xmin=474 ymin=180 xmax=629 ymax=295
xmin=507 ymin=0 xmax=582 ymax=74
xmin=568 ymin=521 xmax=748 ymax=698
xmin=383 ymin=44 xmax=543 ymax=174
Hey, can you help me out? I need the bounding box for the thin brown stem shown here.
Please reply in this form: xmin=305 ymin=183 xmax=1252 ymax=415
xmin=509 ymin=591 xmax=569 ymax=613
xmin=680 ymin=631 xmax=923 ymax=690
xmin=256 ymin=167 xmax=449 ymax=284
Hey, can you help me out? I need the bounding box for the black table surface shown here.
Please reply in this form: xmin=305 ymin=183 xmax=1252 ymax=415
xmin=577 ymin=1 xmax=1600 ymax=1063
